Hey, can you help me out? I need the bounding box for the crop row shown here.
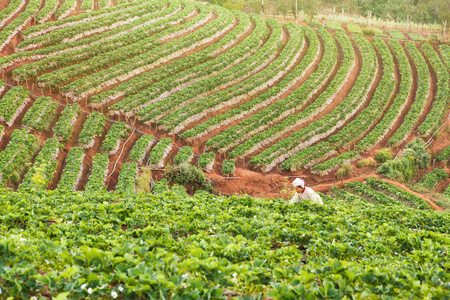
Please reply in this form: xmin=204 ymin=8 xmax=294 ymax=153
xmin=157 ymin=21 xmax=305 ymax=134
xmin=28 ymin=1 xmax=184 ymax=86
xmin=345 ymin=181 xmax=404 ymax=206
xmin=136 ymin=18 xmax=282 ymax=127
xmin=78 ymin=111 xmax=106 ymax=149
xmin=183 ymin=25 xmax=321 ymax=145
xmin=252 ymin=33 xmax=377 ymax=172
xmin=0 ymin=129 xmax=40 ymax=186
xmin=173 ymin=146 xmax=194 ymax=165
xmin=56 ymin=0 xmax=77 ymax=20
xmin=22 ymin=96 xmax=59 ymax=132
xmin=441 ymin=45 xmax=450 ymax=70
xmin=281 ymin=141 xmax=337 ymax=171
xmin=56 ymin=147 xmax=85 ymax=191
xmin=127 ymin=134 xmax=155 ymax=164
xmin=119 ymin=14 xmax=272 ymax=120
xmin=14 ymin=0 xmax=173 ymax=83
xmin=35 ymin=0 xmax=58 ymax=24
xmin=80 ymin=0 xmax=95 ymax=13
xmin=53 ymin=103 xmax=82 ymax=142
xmin=418 ymin=44 xmax=450 ymax=136
xmin=101 ymin=121 xmax=130 ymax=155
xmin=148 ymin=138 xmax=173 ymax=169
xmin=19 ymin=138 xmax=62 ymax=191
xmin=312 ymin=151 xmax=360 ymax=175
xmin=0 ymin=0 xmax=40 ymax=51
xmin=85 ymin=153 xmax=109 ymax=192
xmin=408 ymin=32 xmax=426 ymax=42
xmin=63 ymin=4 xmax=228 ymax=100
xmin=22 ymin=0 xmax=149 ymax=38
xmin=91 ymin=9 xmax=252 ymax=107
xmin=227 ymin=30 xmax=353 ymax=162
xmin=364 ymin=177 xmax=430 ymax=209
xmin=109 ymin=10 xmax=262 ymax=115
xmin=436 ymin=146 xmax=450 ymax=162
xmin=388 ymin=42 xmax=430 ymax=146
xmin=0 ymin=85 xmax=31 ymax=126
xmin=1 ymin=0 xmax=172 ymax=76
xmin=197 ymin=152 xmax=215 ymax=172
xmin=418 ymin=168 xmax=448 ymax=189
xmin=0 ymin=0 xmax=26 ymax=29
xmin=387 ymin=30 xmax=407 ymax=40
xmin=116 ymin=162 xmax=138 ymax=193
xmin=18 ymin=0 xmax=163 ymax=51
xmin=357 ymin=39 xmax=412 ymax=151
xmin=329 ymin=37 xmax=396 ymax=150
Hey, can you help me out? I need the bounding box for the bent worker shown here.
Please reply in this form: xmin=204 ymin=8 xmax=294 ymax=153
xmin=289 ymin=178 xmax=323 ymax=205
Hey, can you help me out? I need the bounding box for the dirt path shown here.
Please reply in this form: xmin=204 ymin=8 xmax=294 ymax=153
xmin=208 ymin=167 xmax=444 ymax=211
xmin=0 ymin=0 xmax=11 ymax=12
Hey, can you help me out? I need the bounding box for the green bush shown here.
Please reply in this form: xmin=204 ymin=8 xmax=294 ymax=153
xmin=405 ymin=138 xmax=430 ymax=170
xmin=335 ymin=164 xmax=353 ymax=179
xmin=377 ymin=155 xmax=416 ymax=183
xmin=165 ymin=163 xmax=213 ymax=193
xmin=357 ymin=158 xmax=377 ymax=168
xmin=375 ymin=149 xmax=392 ymax=163
xmin=362 ymin=27 xmax=375 ymax=36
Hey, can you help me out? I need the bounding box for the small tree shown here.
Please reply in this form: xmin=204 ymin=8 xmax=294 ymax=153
xmin=301 ymin=0 xmax=322 ymax=21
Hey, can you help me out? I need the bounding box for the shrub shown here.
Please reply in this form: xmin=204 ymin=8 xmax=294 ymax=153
xmin=136 ymin=167 xmax=152 ymax=193
xmin=405 ymin=138 xmax=430 ymax=170
xmin=362 ymin=27 xmax=375 ymax=36
xmin=375 ymin=149 xmax=392 ymax=164
xmin=357 ymin=158 xmax=377 ymax=168
xmin=377 ymin=155 xmax=415 ymax=183
xmin=335 ymin=164 xmax=353 ymax=179
xmin=165 ymin=163 xmax=213 ymax=193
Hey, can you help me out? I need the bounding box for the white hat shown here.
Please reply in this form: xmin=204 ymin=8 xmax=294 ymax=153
xmin=293 ymin=178 xmax=305 ymax=187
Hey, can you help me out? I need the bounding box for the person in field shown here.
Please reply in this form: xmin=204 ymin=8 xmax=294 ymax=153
xmin=289 ymin=178 xmax=323 ymax=205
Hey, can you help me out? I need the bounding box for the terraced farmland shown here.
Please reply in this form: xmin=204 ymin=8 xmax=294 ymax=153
xmin=0 ymin=0 xmax=449 ymax=192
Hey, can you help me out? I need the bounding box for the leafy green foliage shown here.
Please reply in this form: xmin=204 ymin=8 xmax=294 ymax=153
xmin=0 ymin=128 xmax=40 ymax=186
xmin=387 ymin=30 xmax=407 ymax=40
xmin=419 ymin=169 xmax=448 ymax=189
xmin=198 ymin=152 xmax=215 ymax=172
xmin=222 ymin=159 xmax=236 ymax=175
xmin=0 ymin=85 xmax=30 ymax=126
xmin=101 ymin=121 xmax=130 ymax=154
xmin=436 ymin=146 xmax=450 ymax=162
xmin=365 ymin=177 xmax=431 ymax=209
xmin=0 ymin=189 xmax=449 ymax=299
xmin=19 ymin=138 xmax=62 ymax=191
xmin=128 ymin=134 xmax=154 ymax=164
xmin=22 ymin=96 xmax=59 ymax=132
xmin=57 ymin=147 xmax=85 ymax=191
xmin=85 ymin=153 xmax=109 ymax=192
xmin=165 ymin=163 xmax=213 ymax=193
xmin=377 ymin=140 xmax=429 ymax=183
xmin=375 ymin=149 xmax=392 ymax=164
xmin=53 ymin=103 xmax=82 ymax=142
xmin=116 ymin=162 xmax=137 ymax=194
xmin=173 ymin=146 xmax=194 ymax=165
xmin=78 ymin=111 xmax=106 ymax=148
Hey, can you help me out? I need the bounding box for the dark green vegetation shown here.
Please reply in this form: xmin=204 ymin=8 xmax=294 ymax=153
xmin=1 ymin=186 xmax=449 ymax=299
xmin=206 ymin=0 xmax=450 ymax=26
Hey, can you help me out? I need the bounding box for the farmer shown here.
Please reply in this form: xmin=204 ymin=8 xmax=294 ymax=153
xmin=289 ymin=178 xmax=323 ymax=205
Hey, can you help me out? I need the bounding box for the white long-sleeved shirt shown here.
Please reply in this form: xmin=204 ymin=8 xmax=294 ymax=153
xmin=289 ymin=187 xmax=323 ymax=205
